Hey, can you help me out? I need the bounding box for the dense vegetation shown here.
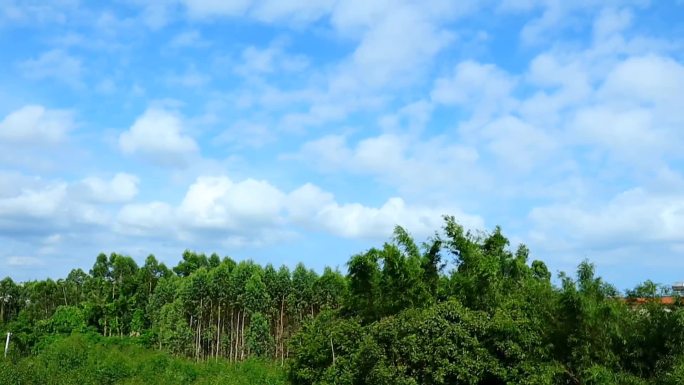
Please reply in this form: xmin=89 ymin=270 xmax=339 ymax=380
xmin=2 ymin=216 xmax=684 ymax=384
xmin=0 ymin=333 xmax=286 ymax=385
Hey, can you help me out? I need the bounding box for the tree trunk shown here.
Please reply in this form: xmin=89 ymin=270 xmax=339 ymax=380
xmin=279 ymin=298 xmax=285 ymax=365
xmin=216 ymin=302 xmax=221 ymax=360
xmin=198 ymin=298 xmax=203 ymax=361
xmin=229 ymin=309 xmax=234 ymax=362
xmin=240 ymin=310 xmax=246 ymax=360
xmin=234 ymin=310 xmax=240 ymax=362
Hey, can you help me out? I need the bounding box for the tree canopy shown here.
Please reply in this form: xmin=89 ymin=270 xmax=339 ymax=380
xmin=2 ymin=218 xmax=684 ymax=384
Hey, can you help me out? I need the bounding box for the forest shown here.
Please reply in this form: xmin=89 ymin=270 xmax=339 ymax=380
xmin=2 ymin=216 xmax=684 ymax=384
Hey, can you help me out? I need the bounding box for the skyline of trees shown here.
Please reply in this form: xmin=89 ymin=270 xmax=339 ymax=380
xmin=3 ymin=216 xmax=684 ymax=384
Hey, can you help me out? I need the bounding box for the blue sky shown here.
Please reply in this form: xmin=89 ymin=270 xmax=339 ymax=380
xmin=1 ymin=0 xmax=683 ymax=289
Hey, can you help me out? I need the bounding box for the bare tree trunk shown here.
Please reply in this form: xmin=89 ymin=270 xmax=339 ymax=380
xmin=234 ymin=310 xmax=240 ymax=362
xmin=198 ymin=298 xmax=203 ymax=360
xmin=208 ymin=299 xmax=213 ymax=359
xmin=240 ymin=310 xmax=246 ymax=360
xmin=279 ymin=298 xmax=285 ymax=365
xmin=216 ymin=302 xmax=221 ymax=360
xmin=229 ymin=309 xmax=234 ymax=362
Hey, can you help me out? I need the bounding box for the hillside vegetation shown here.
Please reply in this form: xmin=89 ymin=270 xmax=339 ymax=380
xmin=2 ymin=216 xmax=684 ymax=384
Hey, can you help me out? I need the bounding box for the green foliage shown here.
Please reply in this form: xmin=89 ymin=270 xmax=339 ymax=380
xmin=4 ymin=217 xmax=684 ymax=384
xmin=289 ymin=218 xmax=684 ymax=385
xmin=246 ymin=312 xmax=273 ymax=358
xmin=41 ymin=305 xmax=88 ymax=334
xmin=0 ymin=334 xmax=287 ymax=385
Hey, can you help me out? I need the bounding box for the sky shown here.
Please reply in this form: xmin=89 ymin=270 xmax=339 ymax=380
xmin=0 ymin=0 xmax=683 ymax=289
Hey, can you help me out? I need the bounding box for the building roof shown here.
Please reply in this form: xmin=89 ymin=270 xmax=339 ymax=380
xmin=622 ymin=296 xmax=677 ymax=305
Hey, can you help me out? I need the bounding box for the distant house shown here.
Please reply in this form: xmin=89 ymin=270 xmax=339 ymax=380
xmin=623 ymin=296 xmax=677 ymax=306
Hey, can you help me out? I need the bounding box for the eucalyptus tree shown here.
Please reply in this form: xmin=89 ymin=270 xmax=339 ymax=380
xmin=0 ymin=277 xmax=21 ymax=325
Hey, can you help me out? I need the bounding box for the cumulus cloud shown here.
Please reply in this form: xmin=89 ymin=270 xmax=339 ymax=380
xmin=284 ymin=182 xmax=478 ymax=239
xmin=293 ymin=133 xmax=483 ymax=198
xmin=0 ymin=182 xmax=107 ymax=238
xmin=178 ymin=176 xmax=286 ymax=231
xmin=74 ymin=173 xmax=140 ymax=203
xmin=530 ymin=188 xmax=684 ymax=252
xmin=481 ymin=116 xmax=557 ymax=172
xmin=0 ymin=105 xmax=74 ymax=145
xmin=119 ymin=108 xmax=199 ymax=167
xmin=117 ymin=201 xmax=176 ymax=237
xmin=347 ymin=3 xmax=454 ymax=88
xmin=432 ymin=61 xmax=516 ymax=106
xmin=0 ymin=172 xmax=140 ymax=240
xmin=115 ymin=175 xmax=481 ymax=243
xmin=431 ymin=60 xmax=517 ymax=124
xmin=314 ymin=197 xmax=482 ymax=239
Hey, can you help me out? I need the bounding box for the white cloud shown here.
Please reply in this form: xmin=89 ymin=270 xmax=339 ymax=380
xmin=19 ymin=49 xmax=82 ymax=87
xmin=116 ymin=201 xmax=176 ymax=237
xmin=115 ymin=175 xmax=481 ymax=243
xmin=6 ymin=256 xmax=44 ymax=267
xmin=178 ymin=176 xmax=286 ymax=231
xmin=261 ymin=1 xmax=476 ymax=132
xmin=599 ymin=55 xmax=684 ymax=111
xmin=235 ymin=41 xmax=309 ymax=77
xmin=251 ymin=0 xmax=335 ymax=24
xmin=169 ymin=30 xmax=208 ymax=48
xmin=294 ymin=133 xmax=483 ymax=198
xmin=0 ymin=0 xmax=78 ymax=25
xmin=75 ymin=173 xmax=140 ymax=203
xmin=378 ymin=100 xmax=434 ymax=134
xmin=287 ymin=183 xmax=482 ymax=239
xmin=315 ymin=197 xmax=483 ymax=239
xmin=181 ymin=0 xmax=334 ymax=23
xmin=286 ymin=183 xmax=335 ymax=222
xmin=481 ymin=115 xmax=557 ymax=172
xmin=214 ymin=120 xmax=275 ymax=148
xmin=0 ymin=105 xmax=74 ymax=144
xmin=593 ymin=7 xmax=633 ymax=40
xmin=0 ymin=180 xmax=110 ymax=238
xmin=182 ymin=0 xmax=252 ymax=17
xmin=558 ymin=55 xmax=684 ymax=165
xmin=0 ymin=183 xmax=68 ymax=219
xmin=530 ymin=188 xmax=684 ymax=252
xmin=431 ymin=60 xmax=517 ymax=121
xmin=166 ymin=67 xmax=210 ymax=87
xmin=119 ymin=108 xmax=199 ymax=166
xmin=347 ymin=3 xmax=454 ymax=88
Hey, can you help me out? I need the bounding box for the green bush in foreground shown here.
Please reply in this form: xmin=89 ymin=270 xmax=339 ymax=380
xmin=0 ymin=333 xmax=287 ymax=385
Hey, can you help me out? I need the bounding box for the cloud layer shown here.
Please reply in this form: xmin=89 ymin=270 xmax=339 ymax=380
xmin=1 ymin=0 xmax=683 ymax=287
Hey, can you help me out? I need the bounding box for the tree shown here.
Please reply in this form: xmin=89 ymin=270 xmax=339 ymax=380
xmin=173 ymin=250 xmax=208 ymax=277
xmin=246 ymin=312 xmax=273 ymax=358
xmin=345 ymin=250 xmax=381 ymax=323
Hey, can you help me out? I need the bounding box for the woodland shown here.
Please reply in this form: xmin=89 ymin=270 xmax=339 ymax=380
xmin=2 ymin=216 xmax=684 ymax=384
